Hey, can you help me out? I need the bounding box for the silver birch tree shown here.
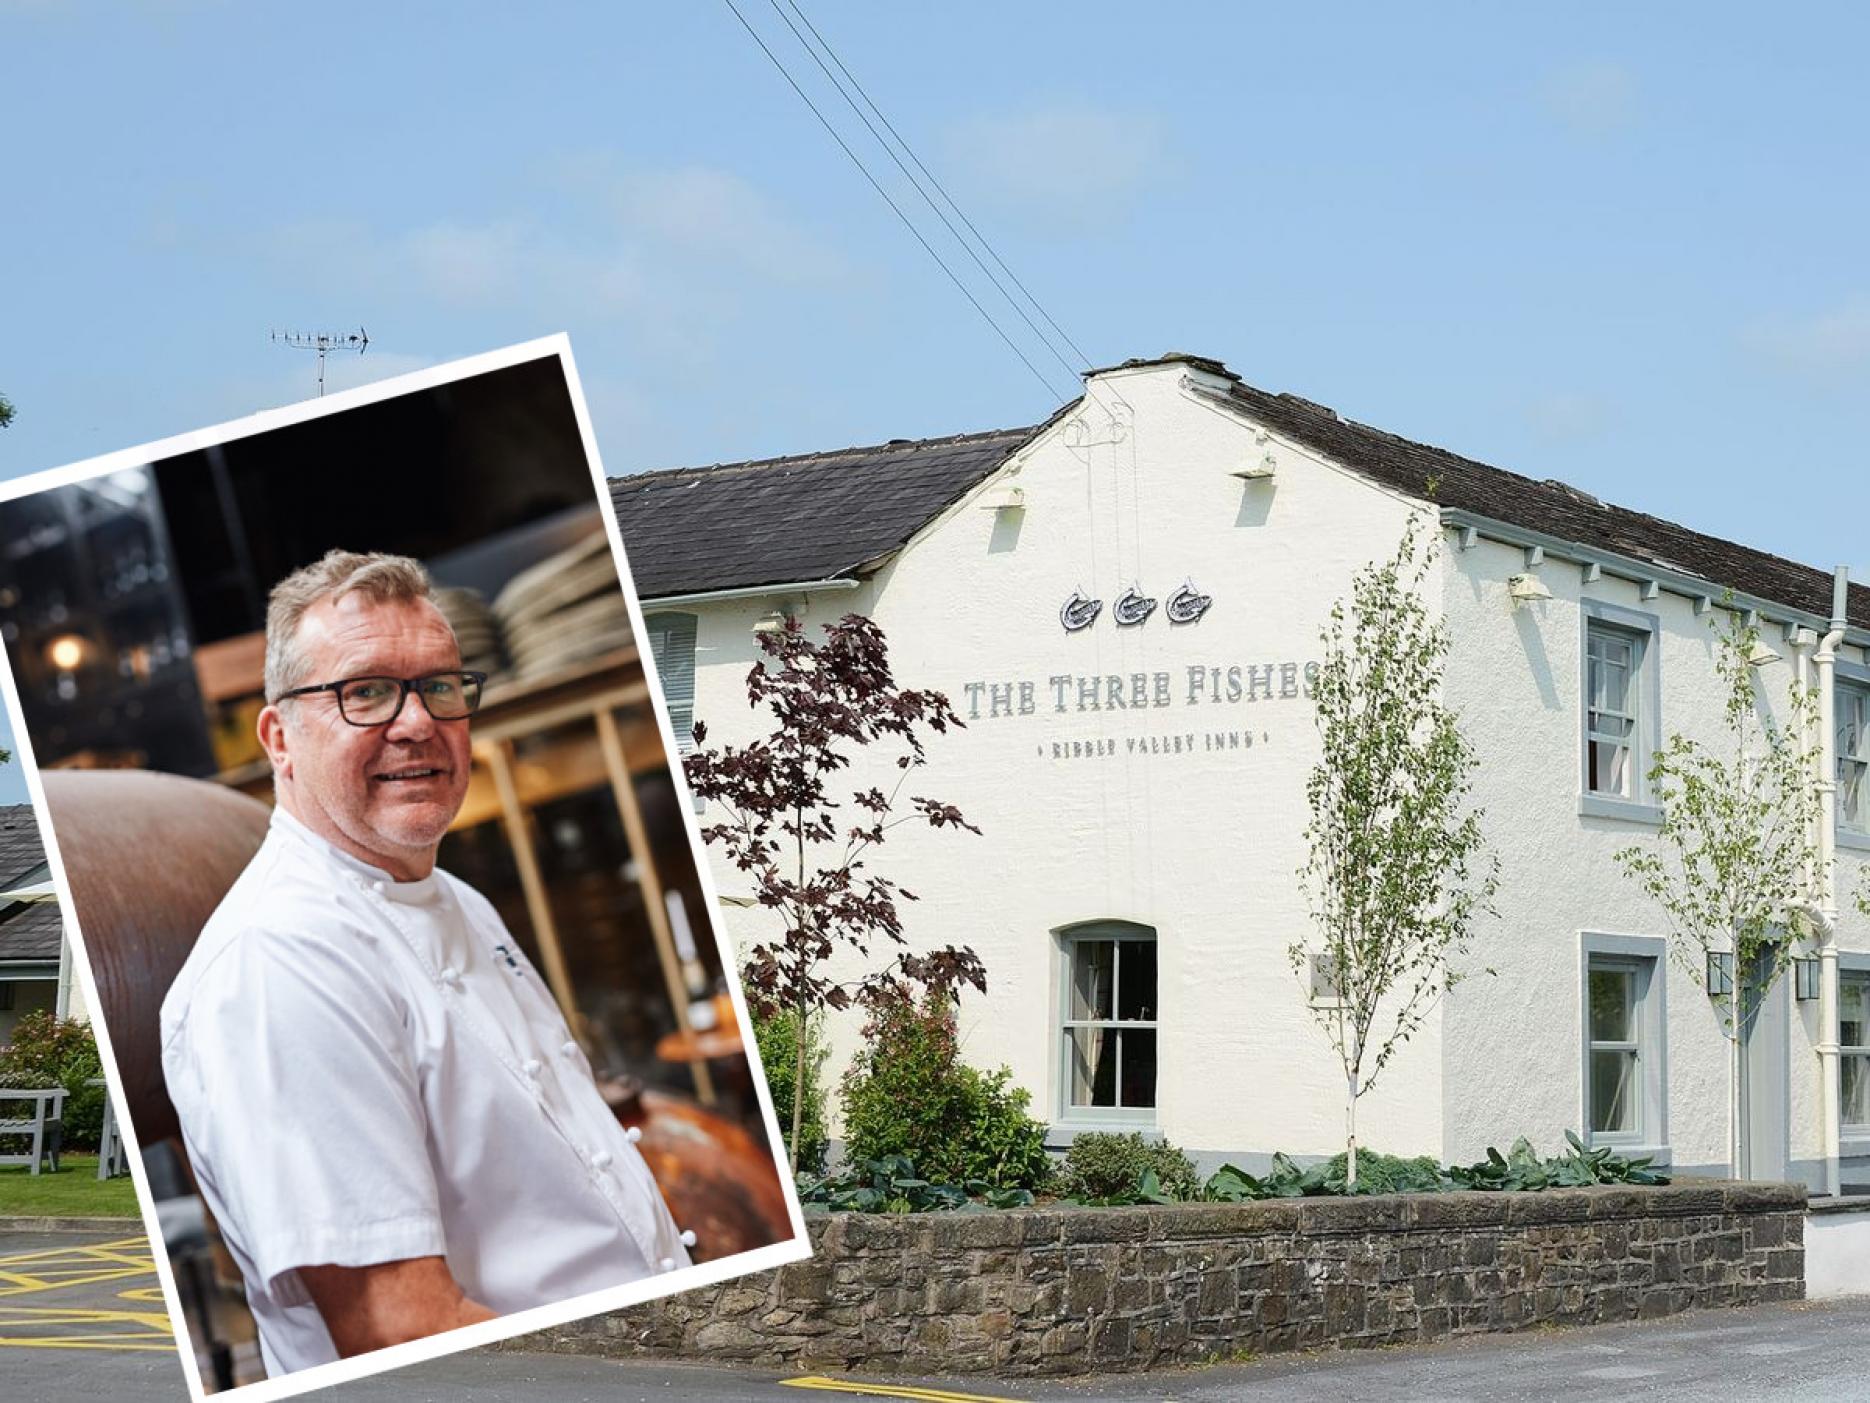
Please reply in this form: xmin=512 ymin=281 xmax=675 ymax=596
xmin=1615 ymin=611 xmax=1822 ymax=1177
xmin=1292 ymin=516 xmax=1499 ymax=1188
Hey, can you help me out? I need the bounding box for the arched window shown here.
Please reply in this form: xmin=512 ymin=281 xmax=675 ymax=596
xmin=643 ymin=612 xmax=698 ymax=753
xmin=1057 ymin=920 xmax=1157 ymax=1124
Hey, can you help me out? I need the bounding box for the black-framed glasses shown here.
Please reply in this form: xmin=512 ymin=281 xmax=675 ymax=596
xmin=276 ymin=671 xmax=487 ymax=727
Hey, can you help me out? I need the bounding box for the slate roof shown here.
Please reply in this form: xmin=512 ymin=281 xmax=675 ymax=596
xmin=608 ymin=352 xmax=1870 ymax=628
xmin=609 ymin=426 xmax=1039 ymax=598
xmin=1207 ymin=377 xmax=1870 ymax=630
xmin=0 ymin=805 xmax=58 ymax=964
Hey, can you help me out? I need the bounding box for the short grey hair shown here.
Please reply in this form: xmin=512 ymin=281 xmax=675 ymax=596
xmin=264 ymin=550 xmax=438 ymax=702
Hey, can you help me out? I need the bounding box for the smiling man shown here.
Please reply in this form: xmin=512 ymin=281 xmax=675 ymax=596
xmin=160 ymin=550 xmax=690 ymax=1379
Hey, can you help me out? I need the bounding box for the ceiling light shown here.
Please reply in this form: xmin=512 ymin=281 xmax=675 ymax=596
xmin=46 ymin=635 xmax=87 ymax=671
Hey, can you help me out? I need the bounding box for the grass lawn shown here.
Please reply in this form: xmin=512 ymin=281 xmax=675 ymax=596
xmin=0 ymin=1156 xmax=142 ymax=1218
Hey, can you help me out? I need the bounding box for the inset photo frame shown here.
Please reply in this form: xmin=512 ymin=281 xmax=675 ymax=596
xmin=0 ymin=336 xmax=809 ymax=1402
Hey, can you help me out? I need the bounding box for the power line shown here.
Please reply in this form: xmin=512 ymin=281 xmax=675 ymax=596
xmin=718 ymin=0 xmax=1074 ymax=404
xmin=766 ymin=0 xmax=1085 ymax=387
xmin=775 ymin=0 xmax=1096 ymax=376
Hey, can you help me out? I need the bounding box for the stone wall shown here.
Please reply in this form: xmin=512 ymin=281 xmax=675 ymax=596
xmin=521 ymin=1183 xmax=1805 ymax=1376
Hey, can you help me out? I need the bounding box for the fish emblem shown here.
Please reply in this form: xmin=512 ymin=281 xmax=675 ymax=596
xmin=1165 ymin=580 xmax=1213 ymax=625
xmin=1059 ymin=591 xmax=1103 ymax=633
xmin=1113 ymin=585 xmax=1157 ymax=627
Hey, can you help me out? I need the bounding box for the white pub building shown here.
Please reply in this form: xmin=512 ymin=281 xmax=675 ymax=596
xmin=611 ymin=353 xmax=1870 ymax=1194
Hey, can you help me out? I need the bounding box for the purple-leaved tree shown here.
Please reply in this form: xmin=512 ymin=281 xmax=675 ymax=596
xmin=683 ymin=613 xmax=985 ymax=1171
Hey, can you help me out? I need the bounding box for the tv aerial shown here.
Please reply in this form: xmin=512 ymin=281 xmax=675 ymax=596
xmin=270 ymin=327 xmax=368 ymax=398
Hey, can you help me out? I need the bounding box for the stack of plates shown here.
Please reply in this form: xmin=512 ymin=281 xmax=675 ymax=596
xmin=492 ymin=531 xmax=635 ymax=680
xmin=434 ymin=587 xmax=508 ymax=683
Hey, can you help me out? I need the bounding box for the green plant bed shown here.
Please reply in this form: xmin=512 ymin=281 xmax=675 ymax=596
xmin=802 ymin=1134 xmax=1666 ymax=1214
xmin=0 ymin=1157 xmax=142 ymax=1219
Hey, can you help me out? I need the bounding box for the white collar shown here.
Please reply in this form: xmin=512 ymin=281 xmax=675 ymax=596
xmin=269 ymin=804 xmax=443 ymax=906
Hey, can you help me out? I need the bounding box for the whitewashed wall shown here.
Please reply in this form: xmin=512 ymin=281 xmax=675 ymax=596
xmin=1441 ymin=534 xmax=1870 ymax=1182
xmin=674 ymin=361 xmax=1441 ymax=1163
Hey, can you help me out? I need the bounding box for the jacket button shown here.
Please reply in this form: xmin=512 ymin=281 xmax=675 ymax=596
xmin=440 ymin=966 xmax=461 ymax=985
xmin=560 ymin=1040 xmax=579 ymax=1057
xmin=522 ymin=1059 xmax=543 ymax=1077
xmin=590 ymin=1151 xmax=613 ymax=1170
xmin=659 ymin=1257 xmax=676 ymax=1272
xmin=624 ymin=1126 xmax=643 ymax=1144
xmin=680 ymin=1229 xmax=697 ymax=1248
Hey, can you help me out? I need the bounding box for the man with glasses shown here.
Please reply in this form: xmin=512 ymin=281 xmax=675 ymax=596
xmin=160 ymin=550 xmax=690 ymax=1379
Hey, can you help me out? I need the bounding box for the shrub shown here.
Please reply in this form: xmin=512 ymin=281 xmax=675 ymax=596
xmin=1059 ymin=1131 xmax=1201 ymax=1202
xmin=751 ymin=1006 xmax=830 ymax=1175
xmin=0 ymin=1012 xmax=105 ymax=1150
xmin=840 ymin=988 xmax=1050 ymax=1190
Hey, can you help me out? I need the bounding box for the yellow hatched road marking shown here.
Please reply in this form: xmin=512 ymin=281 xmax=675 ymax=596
xmin=0 ymin=1234 xmax=172 ymax=1353
xmin=78 ymin=1246 xmax=157 ymax=1269
xmin=0 ymin=1338 xmax=176 ymax=1352
xmin=0 ymin=1270 xmax=154 ymax=1298
xmin=0 ymin=1305 xmax=172 ymax=1326
xmin=780 ymin=1378 xmax=1032 ymax=1403
xmin=0 ymin=1237 xmax=149 ymax=1266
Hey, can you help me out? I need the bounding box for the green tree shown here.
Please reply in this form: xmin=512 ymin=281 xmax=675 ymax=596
xmin=1292 ymin=517 xmax=1499 ymax=1188
xmin=1615 ymin=610 xmax=1822 ymax=1177
xmin=750 ymin=1006 xmax=830 ymax=1174
xmin=0 ymin=393 xmax=13 ymax=429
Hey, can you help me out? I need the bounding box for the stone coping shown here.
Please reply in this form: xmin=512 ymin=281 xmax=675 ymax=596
xmin=807 ymin=1178 xmax=1805 ymax=1245
xmin=0 ymin=1215 xmax=143 ymax=1232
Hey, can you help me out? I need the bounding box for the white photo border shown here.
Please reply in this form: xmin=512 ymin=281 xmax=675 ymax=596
xmin=0 ymin=334 xmax=812 ymax=1403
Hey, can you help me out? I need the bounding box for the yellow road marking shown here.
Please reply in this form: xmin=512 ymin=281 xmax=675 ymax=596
xmin=0 ymin=1270 xmax=154 ymax=1298
xmin=0 ymin=1234 xmax=172 ymax=1353
xmin=0 ymin=1305 xmax=171 ymax=1326
xmin=0 ymin=1237 xmax=149 ymax=1266
xmin=0 ymin=1339 xmax=176 ymax=1352
xmin=781 ymin=1378 xmax=1031 ymax=1403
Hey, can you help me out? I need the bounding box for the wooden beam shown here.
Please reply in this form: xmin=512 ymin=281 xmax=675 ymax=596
xmin=484 ymin=739 xmax=582 ymax=1039
xmin=596 ymin=706 xmax=715 ymax=1105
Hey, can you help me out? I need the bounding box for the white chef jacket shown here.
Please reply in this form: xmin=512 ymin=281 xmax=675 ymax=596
xmin=160 ymin=807 xmax=690 ymax=1377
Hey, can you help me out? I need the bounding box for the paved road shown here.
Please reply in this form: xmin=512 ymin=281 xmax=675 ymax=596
xmin=0 ymin=1227 xmax=188 ymax=1401
xmin=325 ymin=1296 xmax=1870 ymax=1402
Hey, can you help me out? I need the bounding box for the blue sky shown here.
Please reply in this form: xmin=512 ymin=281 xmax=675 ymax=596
xmin=1 ymin=2 xmax=1868 ymax=801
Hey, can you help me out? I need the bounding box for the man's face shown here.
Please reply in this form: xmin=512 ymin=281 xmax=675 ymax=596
xmin=261 ymin=593 xmax=473 ymax=879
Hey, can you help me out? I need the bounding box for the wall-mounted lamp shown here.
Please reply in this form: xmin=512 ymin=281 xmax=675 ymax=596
xmin=1794 ymin=958 xmax=1821 ymax=1002
xmin=1706 ymin=951 xmax=1735 ymax=997
xmin=752 ymin=610 xmax=789 ymax=636
xmin=1231 ymin=453 xmax=1277 ymax=481
xmin=1745 ymin=638 xmax=1782 ymax=667
xmin=1508 ymin=573 xmax=1552 ymax=606
xmin=979 ymin=486 xmax=1026 ymax=511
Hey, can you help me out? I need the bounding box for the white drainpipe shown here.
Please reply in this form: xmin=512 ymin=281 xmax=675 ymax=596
xmin=1816 ymin=567 xmax=1850 ymax=1199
